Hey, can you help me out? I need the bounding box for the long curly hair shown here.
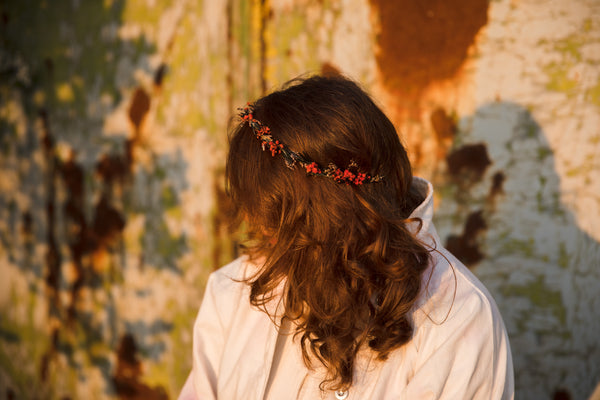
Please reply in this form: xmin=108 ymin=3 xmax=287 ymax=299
xmin=226 ymin=75 xmax=431 ymax=391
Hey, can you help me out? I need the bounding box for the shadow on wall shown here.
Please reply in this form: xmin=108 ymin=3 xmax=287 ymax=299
xmin=0 ymin=1 xmax=185 ymax=398
xmin=432 ymin=101 xmax=600 ymax=400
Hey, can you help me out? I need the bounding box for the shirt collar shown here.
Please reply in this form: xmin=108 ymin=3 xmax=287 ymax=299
xmin=407 ymin=177 xmax=435 ymax=241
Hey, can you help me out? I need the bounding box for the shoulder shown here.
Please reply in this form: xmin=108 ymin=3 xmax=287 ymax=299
xmin=206 ymin=255 xmax=260 ymax=293
xmin=199 ymin=256 xmax=262 ymax=323
xmin=394 ymin=248 xmax=513 ymax=398
xmin=413 ymin=248 xmax=503 ymax=340
xmin=403 ymin=234 xmax=512 ymax=385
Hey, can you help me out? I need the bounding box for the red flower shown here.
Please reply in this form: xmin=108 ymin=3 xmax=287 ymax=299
xmin=353 ymin=173 xmax=367 ymax=185
xmin=305 ymin=162 xmax=321 ymax=174
xmin=268 ymin=140 xmax=283 ymax=156
xmin=342 ymin=169 xmax=355 ymax=181
xmin=332 ymin=168 xmax=344 ymax=182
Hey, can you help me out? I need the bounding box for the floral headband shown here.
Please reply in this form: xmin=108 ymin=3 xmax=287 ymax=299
xmin=238 ymin=104 xmax=383 ymax=186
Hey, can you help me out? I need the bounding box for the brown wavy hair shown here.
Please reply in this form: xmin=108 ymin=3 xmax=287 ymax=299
xmin=226 ymin=75 xmax=431 ymax=391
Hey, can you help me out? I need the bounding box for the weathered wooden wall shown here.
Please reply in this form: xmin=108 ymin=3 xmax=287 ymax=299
xmin=0 ymin=0 xmax=598 ymax=399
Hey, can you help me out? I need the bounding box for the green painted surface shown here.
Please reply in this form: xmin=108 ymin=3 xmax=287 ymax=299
xmin=586 ymin=78 xmax=600 ymax=107
xmin=502 ymin=276 xmax=567 ymax=326
xmin=543 ymin=62 xmax=578 ymax=94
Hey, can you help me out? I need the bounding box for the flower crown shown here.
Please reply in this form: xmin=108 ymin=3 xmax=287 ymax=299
xmin=238 ymin=104 xmax=383 ymax=186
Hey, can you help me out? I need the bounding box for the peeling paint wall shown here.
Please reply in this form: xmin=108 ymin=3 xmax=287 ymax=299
xmin=0 ymin=0 xmax=238 ymax=397
xmin=368 ymin=1 xmax=600 ymax=399
xmin=0 ymin=0 xmax=598 ymax=399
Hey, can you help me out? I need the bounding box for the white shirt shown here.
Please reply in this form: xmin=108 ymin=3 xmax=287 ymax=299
xmin=178 ymin=178 xmax=514 ymax=399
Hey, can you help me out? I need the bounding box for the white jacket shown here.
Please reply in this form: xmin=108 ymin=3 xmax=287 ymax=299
xmin=179 ymin=178 xmax=514 ymax=399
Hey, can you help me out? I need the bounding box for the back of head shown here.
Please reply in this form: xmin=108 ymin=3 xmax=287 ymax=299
xmin=228 ymin=75 xmax=419 ymax=232
xmin=226 ymin=75 xmax=430 ymax=391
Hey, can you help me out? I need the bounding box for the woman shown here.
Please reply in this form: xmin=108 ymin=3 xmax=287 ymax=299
xmin=179 ymin=75 xmax=514 ymax=399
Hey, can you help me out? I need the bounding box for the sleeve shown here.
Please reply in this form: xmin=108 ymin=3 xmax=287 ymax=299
xmin=401 ymin=290 xmax=514 ymax=400
xmin=177 ymin=273 xmax=227 ymax=400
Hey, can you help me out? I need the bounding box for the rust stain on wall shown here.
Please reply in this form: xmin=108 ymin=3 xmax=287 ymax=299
xmin=430 ymin=107 xmax=456 ymax=142
xmin=369 ymin=0 xmax=488 ymax=100
xmin=91 ymin=194 xmax=126 ymax=254
xmin=321 ymin=62 xmax=342 ymax=77
xmin=22 ymin=210 xmax=33 ymax=241
xmin=446 ymin=209 xmax=487 ymax=267
xmin=89 ymin=87 xmax=150 ymax=271
xmin=37 ymin=105 xmax=131 ymax=382
xmin=96 ymin=153 xmax=132 ymax=186
xmin=60 ymin=151 xmax=87 ymax=322
xmin=153 ymin=63 xmax=168 ymax=89
xmin=446 ymin=143 xmax=491 ymax=182
xmin=35 ymin=79 xmax=149 ymax=386
xmin=487 ymin=170 xmax=506 ymax=205
xmin=113 ymin=334 xmax=168 ymax=400
xmin=129 ymin=87 xmax=151 ymax=134
xmin=368 ymin=0 xmax=488 ymax=174
xmin=430 ymin=107 xmax=457 ymax=160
